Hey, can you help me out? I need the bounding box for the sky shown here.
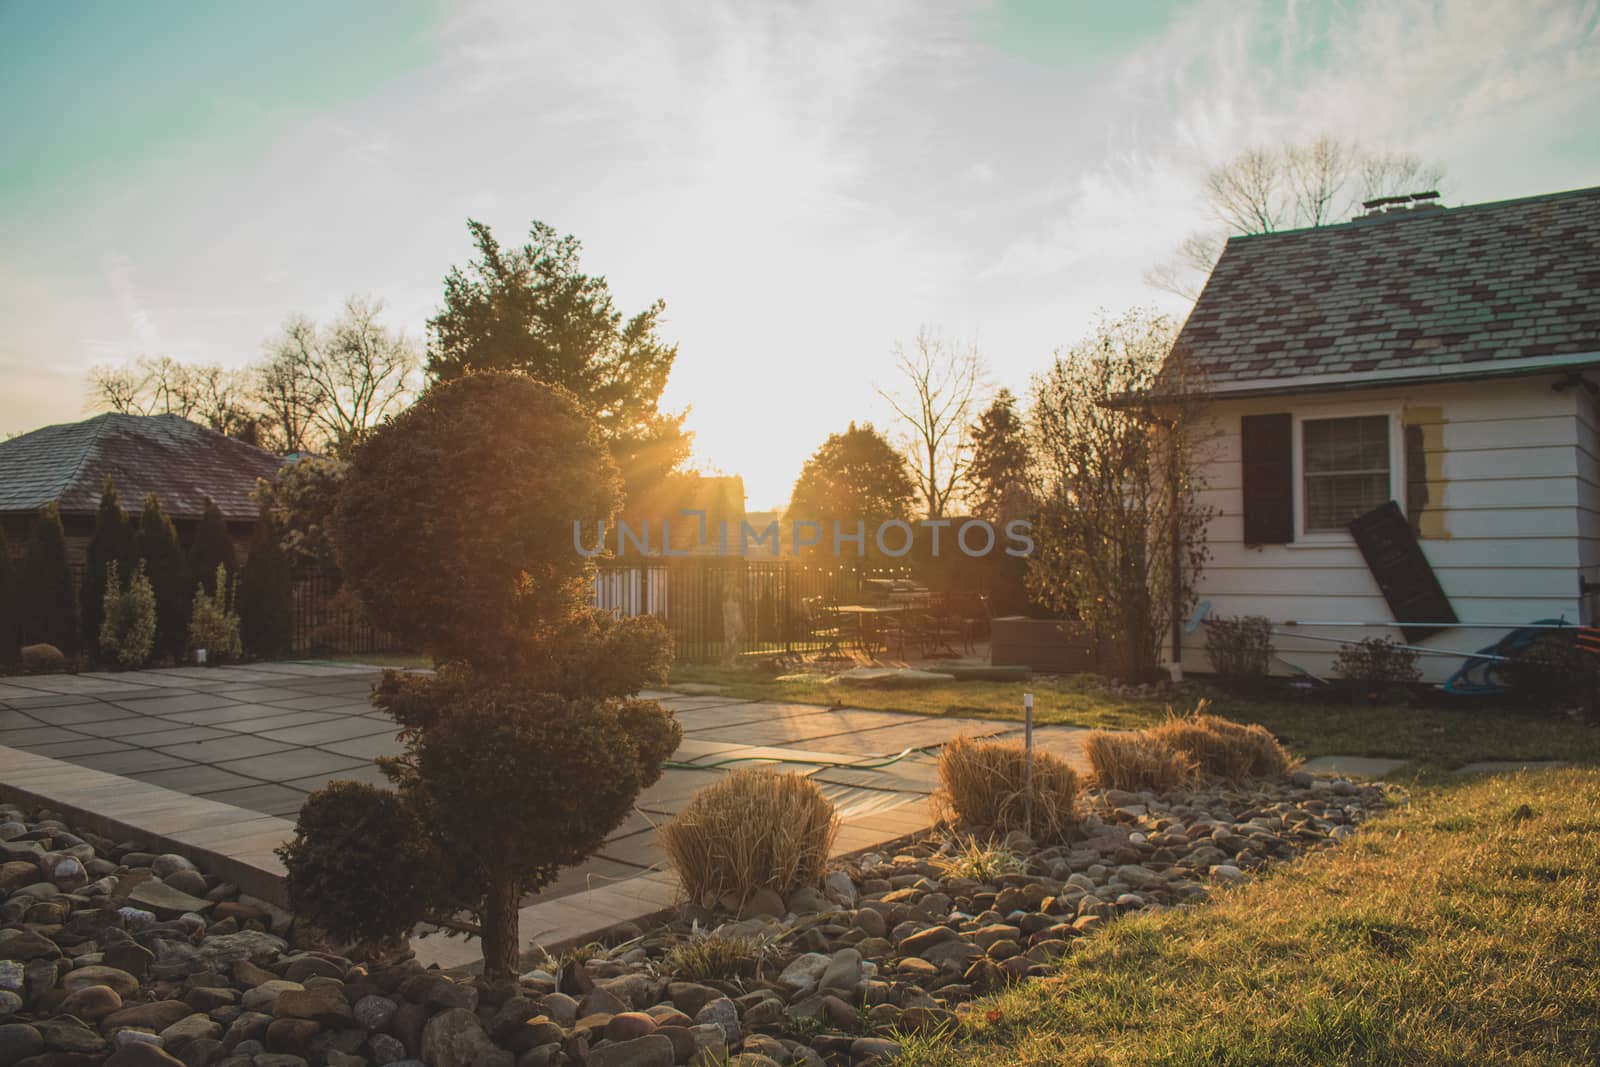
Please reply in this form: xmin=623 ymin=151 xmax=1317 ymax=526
xmin=2 ymin=0 xmax=1598 ymax=508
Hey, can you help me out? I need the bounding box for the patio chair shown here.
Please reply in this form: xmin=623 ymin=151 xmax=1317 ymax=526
xmin=923 ymin=594 xmax=963 ymax=658
xmin=803 ymin=596 xmax=850 ymax=660
xmin=951 ymin=592 xmax=992 ymax=654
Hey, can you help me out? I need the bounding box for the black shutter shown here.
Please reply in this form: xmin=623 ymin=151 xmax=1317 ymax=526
xmin=1241 ymin=413 xmax=1293 ymax=545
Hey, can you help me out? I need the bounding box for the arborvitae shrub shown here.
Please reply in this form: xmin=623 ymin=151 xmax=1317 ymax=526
xmin=1204 ymin=614 xmax=1274 ymax=689
xmin=80 ymin=478 xmax=137 ymax=650
xmin=187 ymin=498 xmax=237 ymax=596
xmin=98 ymin=560 xmax=157 ymax=669
xmin=136 ymin=494 xmax=188 ymax=662
xmin=238 ymin=505 xmax=293 ymax=659
xmin=188 ymin=563 xmax=241 ymax=663
xmin=20 ymin=504 xmax=76 ymax=654
xmin=0 ymin=526 xmax=18 ymax=663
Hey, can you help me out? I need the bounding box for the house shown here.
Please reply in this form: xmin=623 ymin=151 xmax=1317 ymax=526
xmin=1172 ymin=185 xmax=1600 ymax=682
xmin=0 ymin=412 xmax=287 ymax=564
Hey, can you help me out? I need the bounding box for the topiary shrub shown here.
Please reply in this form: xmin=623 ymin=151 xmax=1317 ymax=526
xmin=20 ymin=643 xmax=67 ymax=674
xmin=188 ymin=564 xmax=242 ymax=663
xmin=370 ymin=667 xmax=680 ymax=973
xmin=933 ymin=736 xmax=1080 ymax=841
xmin=277 ymin=781 xmax=440 ymax=951
xmin=0 ymin=526 xmax=18 ymax=663
xmin=98 ymin=561 xmax=157 ymax=669
xmin=238 ymin=504 xmax=293 ymax=659
xmin=136 ymin=494 xmax=188 ymax=661
xmin=80 ymin=478 xmax=138 ymax=651
xmin=333 ymin=372 xmax=623 ymax=672
xmin=280 ymin=373 xmax=679 ymax=979
xmin=1332 ymin=636 xmax=1422 ymax=687
xmin=1083 ymin=730 xmax=1195 ymax=793
xmin=1204 ymin=615 xmax=1273 ymax=691
xmin=20 ymin=504 xmax=76 ymax=654
xmin=660 ymin=767 xmax=838 ymax=912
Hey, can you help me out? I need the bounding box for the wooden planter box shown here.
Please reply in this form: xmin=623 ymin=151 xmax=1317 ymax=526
xmin=990 ymin=617 xmax=1098 ymax=673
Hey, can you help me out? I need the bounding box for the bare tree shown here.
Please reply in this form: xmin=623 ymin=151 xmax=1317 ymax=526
xmin=876 ymin=330 xmax=985 ymax=520
xmin=86 ymin=356 xmax=247 ymax=429
xmin=259 ymin=296 xmax=421 ymax=453
xmin=251 ymin=338 xmax=321 ymax=454
xmin=1147 ymin=135 xmax=1448 ymax=300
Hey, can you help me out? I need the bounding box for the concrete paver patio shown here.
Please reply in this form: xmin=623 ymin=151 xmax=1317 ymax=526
xmin=0 ymin=663 xmax=1091 ymax=926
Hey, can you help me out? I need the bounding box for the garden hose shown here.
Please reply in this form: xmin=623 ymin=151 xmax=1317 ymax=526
xmin=661 ymin=744 xmax=939 ymax=772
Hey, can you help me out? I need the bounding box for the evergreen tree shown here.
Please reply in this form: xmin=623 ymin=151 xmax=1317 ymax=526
xmin=239 ymin=505 xmax=293 ymax=659
xmin=136 ymin=494 xmax=188 ymax=661
xmin=0 ymin=526 xmax=19 ymax=661
xmin=80 ymin=478 xmax=138 ymax=649
xmin=20 ymin=504 xmax=76 ymax=652
xmin=967 ymin=389 xmax=1036 ymax=524
xmin=187 ymin=498 xmax=237 ymax=595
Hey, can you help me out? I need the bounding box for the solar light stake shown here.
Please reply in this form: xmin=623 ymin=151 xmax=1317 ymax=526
xmin=1023 ymin=692 xmax=1034 ymax=837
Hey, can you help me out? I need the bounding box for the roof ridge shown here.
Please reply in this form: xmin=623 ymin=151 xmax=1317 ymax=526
xmin=58 ymin=412 xmax=117 ymax=514
xmin=1224 ymin=183 xmax=1600 ymax=245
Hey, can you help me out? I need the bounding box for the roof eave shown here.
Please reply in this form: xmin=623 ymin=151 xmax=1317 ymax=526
xmin=1203 ymin=350 xmax=1600 ymax=400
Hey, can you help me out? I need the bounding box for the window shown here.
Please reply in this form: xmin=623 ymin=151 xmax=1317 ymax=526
xmin=1301 ymin=415 xmax=1392 ymax=533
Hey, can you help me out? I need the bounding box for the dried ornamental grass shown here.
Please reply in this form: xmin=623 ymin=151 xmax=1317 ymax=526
xmin=1082 ymin=730 xmax=1196 ymax=793
xmin=1148 ymin=703 xmax=1291 ymax=780
xmin=660 ymin=767 xmax=839 ymax=910
xmin=933 ymin=736 xmax=1081 ymax=840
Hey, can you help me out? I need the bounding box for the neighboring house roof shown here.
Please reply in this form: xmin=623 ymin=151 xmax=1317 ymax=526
xmin=0 ymin=413 xmax=285 ymax=522
xmin=1176 ymin=185 xmax=1600 ymax=394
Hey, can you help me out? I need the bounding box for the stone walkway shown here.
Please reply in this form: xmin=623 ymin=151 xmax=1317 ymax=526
xmin=0 ymin=663 xmax=1090 ymax=918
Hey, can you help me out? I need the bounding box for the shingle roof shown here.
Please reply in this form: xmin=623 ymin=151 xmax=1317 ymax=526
xmin=0 ymin=413 xmax=285 ymax=522
xmin=1175 ymin=186 xmax=1600 ymax=389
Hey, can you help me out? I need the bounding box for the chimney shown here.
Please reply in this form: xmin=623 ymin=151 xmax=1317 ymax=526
xmin=1358 ymin=190 xmax=1444 ymax=221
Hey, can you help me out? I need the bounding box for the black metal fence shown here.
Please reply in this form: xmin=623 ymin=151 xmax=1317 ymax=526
xmin=290 ymin=568 xmax=402 ymax=658
xmin=594 ymin=558 xmax=915 ymax=663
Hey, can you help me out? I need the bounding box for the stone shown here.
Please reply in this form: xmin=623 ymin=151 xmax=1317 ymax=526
xmin=0 ymin=991 xmax=19 ymax=1018
xmin=127 ymin=882 xmax=212 ymax=921
xmin=105 ymin=1044 xmax=186 ymax=1067
xmin=271 ymin=988 xmax=352 ymax=1025
xmin=254 ymin=1056 xmax=308 ymax=1067
xmin=263 ymin=1019 xmax=319 ymax=1057
xmin=785 ymin=887 xmax=829 ymax=914
xmin=665 ymin=983 xmax=720 ymax=1018
xmin=104 ymin=943 xmax=155 ymax=979
xmin=63 ymin=965 xmax=141 ymax=998
xmin=603 ymin=1013 xmax=657 ymax=1042
xmin=1113 ymin=865 xmax=1163 ymax=890
xmin=0 ymin=1023 xmax=44 ymax=1067
xmin=0 ymin=930 xmax=60 ymax=962
xmin=179 ymin=1036 xmax=224 ymax=1067
xmin=241 ymin=982 xmax=303 ymax=1014
xmin=420 ymin=1009 xmax=497 ymax=1067
xmin=585 ymin=1034 xmax=673 ymax=1067
xmin=735 ymin=887 xmax=785 ymax=919
xmin=163 ymin=870 xmax=209 ymax=899
xmin=849 ymin=1038 xmax=901 ymax=1063
xmin=851 ymin=908 xmax=887 ymax=939
xmin=818 ymin=948 xmax=862 ymax=993
xmin=158 ymin=1015 xmax=222 ymax=1051
xmin=822 ymin=872 xmax=858 ymax=907
xmin=367 ymin=1034 xmax=406 ymax=1066
xmin=352 ymin=995 xmax=397 ymax=1031
xmin=691 ymin=998 xmax=739 ymax=1046
xmin=36 ymin=1016 xmax=108 ymax=1054
xmin=534 ymin=994 xmax=577 ymax=1029
xmin=197 ymin=933 xmax=285 ymax=970
xmin=102 ymin=1001 xmax=194 ymax=1034
xmin=577 ymin=987 xmax=627 ymax=1018
xmin=61 ymin=984 xmax=123 ymax=1020
xmin=775 ymin=953 xmax=829 ymax=993
xmin=596 ymin=974 xmax=658 ymax=1011
xmin=221 ymin=1012 xmax=270 ymax=1052
xmin=150 ymin=855 xmax=197 ymax=879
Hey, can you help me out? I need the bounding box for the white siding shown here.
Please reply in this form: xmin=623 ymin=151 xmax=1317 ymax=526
xmin=1179 ymin=376 xmax=1589 ymax=683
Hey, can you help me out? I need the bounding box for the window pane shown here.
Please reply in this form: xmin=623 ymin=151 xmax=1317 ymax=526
xmin=1302 ymin=415 xmax=1391 ymax=532
xmin=1303 ymin=415 xmax=1389 ymax=473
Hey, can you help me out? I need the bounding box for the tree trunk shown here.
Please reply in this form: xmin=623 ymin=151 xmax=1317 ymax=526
xmin=480 ymin=879 xmax=521 ymax=979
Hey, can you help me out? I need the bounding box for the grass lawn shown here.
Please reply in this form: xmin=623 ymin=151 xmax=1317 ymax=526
xmin=668 ymin=665 xmax=1600 ymax=768
xmin=889 ymin=767 xmax=1600 ymax=1066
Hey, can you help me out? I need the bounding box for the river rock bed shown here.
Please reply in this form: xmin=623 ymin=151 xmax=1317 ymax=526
xmin=0 ymin=772 xmax=1386 ymax=1067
